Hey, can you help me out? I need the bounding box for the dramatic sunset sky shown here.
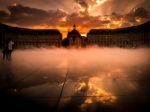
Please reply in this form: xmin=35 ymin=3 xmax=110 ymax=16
xmin=0 ymin=0 xmax=150 ymax=37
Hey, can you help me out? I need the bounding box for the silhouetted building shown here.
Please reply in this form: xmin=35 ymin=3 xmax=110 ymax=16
xmin=0 ymin=23 xmax=62 ymax=48
xmin=67 ymin=25 xmax=82 ymax=47
xmin=87 ymin=21 xmax=150 ymax=47
xmin=1 ymin=21 xmax=150 ymax=48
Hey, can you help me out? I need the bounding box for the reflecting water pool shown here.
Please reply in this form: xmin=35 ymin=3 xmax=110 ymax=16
xmin=0 ymin=47 xmax=150 ymax=112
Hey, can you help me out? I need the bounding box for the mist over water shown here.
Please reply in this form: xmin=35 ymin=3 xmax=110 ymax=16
xmin=0 ymin=47 xmax=150 ymax=112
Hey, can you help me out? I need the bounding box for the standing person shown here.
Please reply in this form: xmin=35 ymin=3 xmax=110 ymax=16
xmin=2 ymin=43 xmax=9 ymax=60
xmin=8 ymin=40 xmax=14 ymax=60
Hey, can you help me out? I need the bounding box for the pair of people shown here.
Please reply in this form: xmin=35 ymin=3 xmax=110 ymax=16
xmin=2 ymin=40 xmax=14 ymax=60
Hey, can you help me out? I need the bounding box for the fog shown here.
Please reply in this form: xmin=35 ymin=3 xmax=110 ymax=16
xmin=0 ymin=47 xmax=150 ymax=112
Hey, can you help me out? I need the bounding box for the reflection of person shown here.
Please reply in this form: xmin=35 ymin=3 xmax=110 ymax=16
xmin=8 ymin=40 xmax=14 ymax=60
xmin=2 ymin=43 xmax=9 ymax=60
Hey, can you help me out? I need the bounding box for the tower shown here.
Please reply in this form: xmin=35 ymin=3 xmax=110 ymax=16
xmin=73 ymin=24 xmax=76 ymax=30
xmin=67 ymin=24 xmax=82 ymax=47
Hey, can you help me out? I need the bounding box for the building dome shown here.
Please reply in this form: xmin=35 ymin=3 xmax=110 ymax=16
xmin=68 ymin=29 xmax=81 ymax=36
xmin=67 ymin=24 xmax=81 ymax=37
xmin=67 ymin=24 xmax=82 ymax=47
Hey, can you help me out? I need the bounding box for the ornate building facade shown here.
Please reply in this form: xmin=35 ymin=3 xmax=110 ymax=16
xmin=1 ymin=21 xmax=150 ymax=48
xmin=0 ymin=23 xmax=62 ymax=48
xmin=67 ymin=25 xmax=82 ymax=47
xmin=87 ymin=21 xmax=150 ymax=47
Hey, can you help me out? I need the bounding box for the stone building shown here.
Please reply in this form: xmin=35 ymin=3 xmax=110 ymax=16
xmin=67 ymin=25 xmax=82 ymax=47
xmin=87 ymin=21 xmax=150 ymax=48
xmin=0 ymin=23 xmax=62 ymax=48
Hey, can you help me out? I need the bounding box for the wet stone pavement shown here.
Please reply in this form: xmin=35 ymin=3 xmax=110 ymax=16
xmin=0 ymin=48 xmax=150 ymax=112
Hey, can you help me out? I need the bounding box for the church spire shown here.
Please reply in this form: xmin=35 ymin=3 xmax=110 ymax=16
xmin=73 ymin=24 xmax=76 ymax=29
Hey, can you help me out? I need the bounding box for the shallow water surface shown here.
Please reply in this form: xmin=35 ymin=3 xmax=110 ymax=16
xmin=0 ymin=47 xmax=150 ymax=112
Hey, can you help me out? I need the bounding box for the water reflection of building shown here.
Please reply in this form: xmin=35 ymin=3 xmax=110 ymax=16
xmin=0 ymin=23 xmax=62 ymax=48
xmin=87 ymin=21 xmax=150 ymax=47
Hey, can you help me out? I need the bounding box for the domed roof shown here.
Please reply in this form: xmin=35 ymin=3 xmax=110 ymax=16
xmin=68 ymin=24 xmax=81 ymax=36
xmin=69 ymin=29 xmax=80 ymax=35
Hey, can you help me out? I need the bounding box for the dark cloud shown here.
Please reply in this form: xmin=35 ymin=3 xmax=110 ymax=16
xmin=0 ymin=10 xmax=9 ymax=21
xmin=129 ymin=7 xmax=150 ymax=18
xmin=136 ymin=0 xmax=150 ymax=11
xmin=75 ymin=0 xmax=89 ymax=13
xmin=0 ymin=4 xmax=67 ymax=27
xmin=0 ymin=0 xmax=75 ymax=13
xmin=0 ymin=4 xmax=110 ymax=29
xmin=124 ymin=7 xmax=150 ymax=24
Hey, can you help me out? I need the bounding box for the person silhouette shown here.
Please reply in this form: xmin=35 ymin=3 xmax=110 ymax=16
xmin=2 ymin=41 xmax=9 ymax=60
xmin=7 ymin=40 xmax=14 ymax=60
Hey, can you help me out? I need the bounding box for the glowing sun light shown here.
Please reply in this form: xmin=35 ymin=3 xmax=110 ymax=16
xmin=96 ymin=0 xmax=107 ymax=5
